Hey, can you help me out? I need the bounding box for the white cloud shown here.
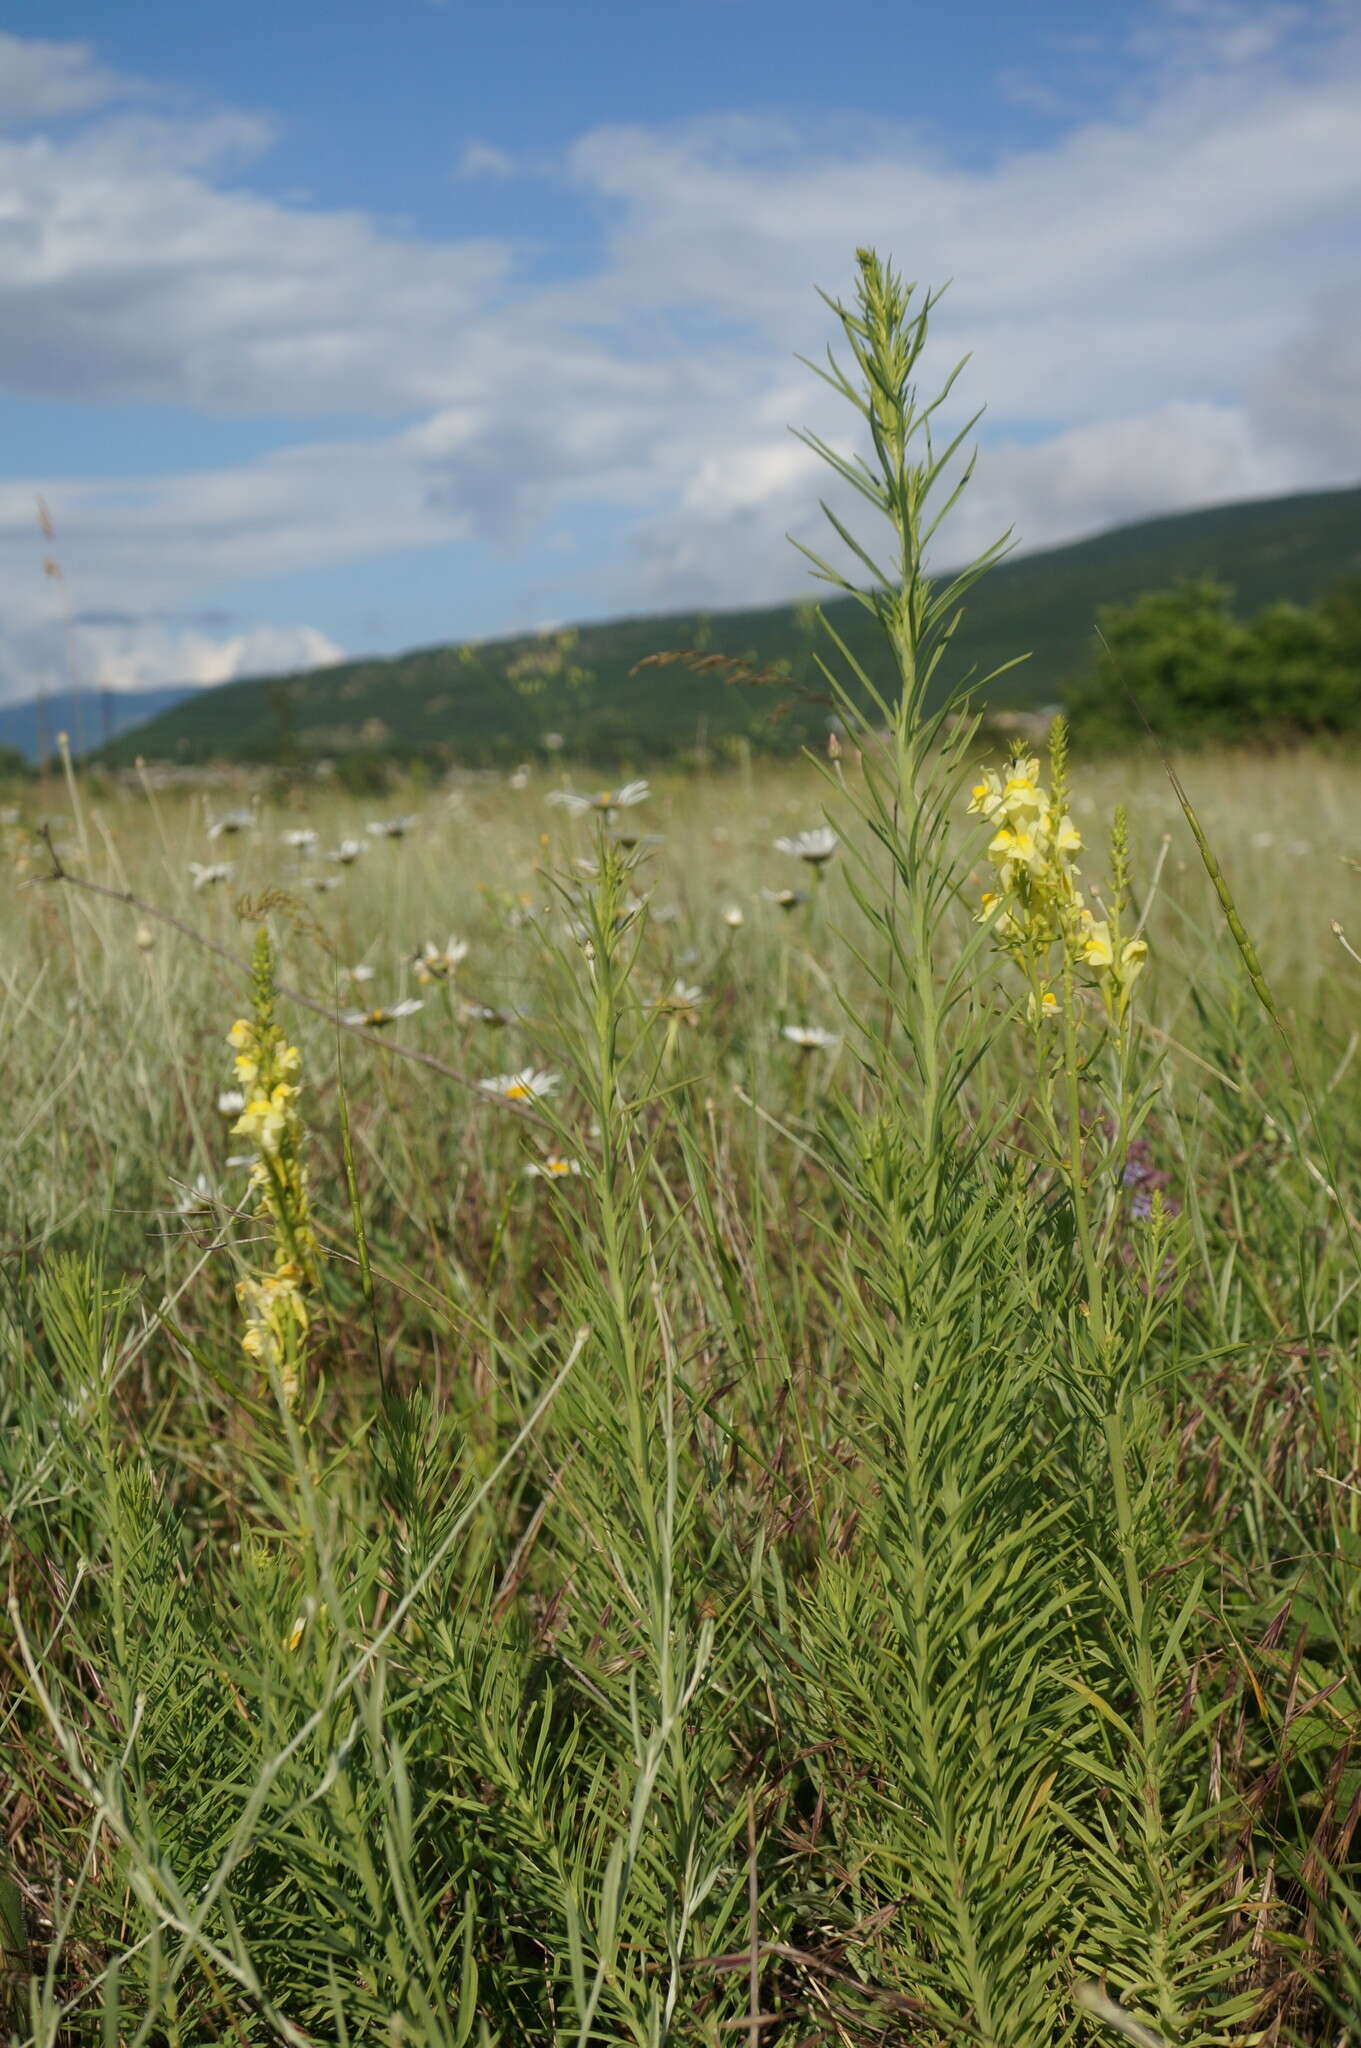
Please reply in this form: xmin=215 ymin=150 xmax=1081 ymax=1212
xmin=0 ymin=2 xmax=1358 ymax=699
xmin=0 ymin=30 xmax=132 ymax=128
xmin=454 ymin=139 xmax=518 ymax=181
xmin=0 ymin=611 xmax=342 ymax=704
xmin=1251 ymin=278 xmax=1361 ymax=458
xmin=72 ymin=618 xmax=344 ymax=691
xmin=0 ymin=103 xmax=509 ymax=416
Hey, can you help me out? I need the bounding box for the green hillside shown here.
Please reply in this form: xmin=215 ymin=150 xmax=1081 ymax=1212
xmin=104 ymin=482 xmax=1361 ymax=767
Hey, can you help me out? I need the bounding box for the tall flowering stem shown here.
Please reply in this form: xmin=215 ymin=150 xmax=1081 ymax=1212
xmin=227 ymin=928 xmax=319 ymax=1412
xmin=795 ymin=251 xmax=1017 ymax=1192
xmin=968 ymin=720 xmax=1151 ymax=1344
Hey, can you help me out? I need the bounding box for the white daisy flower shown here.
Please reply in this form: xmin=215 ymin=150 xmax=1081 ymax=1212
xmin=207 ymin=808 xmax=254 ymax=840
xmin=366 ymin=816 xmax=419 ymax=839
xmin=300 ymin=875 xmax=342 ymax=891
xmin=217 ymin=1089 xmax=246 ymax=1116
xmin=761 ymin=887 xmax=809 ymax=912
xmin=282 ymin=828 xmax=319 ymax=851
xmin=721 ymin=905 xmax=745 ymax=928
xmin=781 ymin=1024 xmax=840 ymax=1052
xmin=655 ymin=981 xmax=703 ymax=1019
xmin=414 ymin=936 xmax=470 ymax=983
xmin=524 ymin=1155 xmax=581 ymax=1180
xmin=477 ymin=1068 xmax=560 ymax=1103
xmin=326 ymin=839 xmax=368 ymax=864
xmin=547 ymin=778 xmax=650 ymax=814
xmin=173 ymin=1172 xmax=218 ymax=1215
xmin=601 ymin=778 xmax=649 ymax=809
xmin=508 ymin=766 xmax=531 ymax=790
xmin=459 ymin=999 xmax=514 ymax=1026
xmin=775 ymin=826 xmax=839 ymax=866
xmin=342 ymin=964 xmax=376 ymax=983
xmin=342 ymin=998 xmax=424 ymax=1027
xmin=189 ymin=861 xmax=234 ymax=889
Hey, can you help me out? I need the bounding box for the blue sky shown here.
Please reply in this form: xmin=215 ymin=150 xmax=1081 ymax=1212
xmin=0 ymin=0 xmax=1358 ymax=701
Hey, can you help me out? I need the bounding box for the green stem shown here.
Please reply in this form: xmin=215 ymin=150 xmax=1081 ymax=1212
xmin=1061 ymin=951 xmax=1106 ymax=1350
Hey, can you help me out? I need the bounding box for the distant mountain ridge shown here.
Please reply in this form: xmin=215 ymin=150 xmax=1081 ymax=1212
xmin=0 ymin=686 xmax=193 ymax=764
xmin=98 ymin=482 xmax=1361 ymax=767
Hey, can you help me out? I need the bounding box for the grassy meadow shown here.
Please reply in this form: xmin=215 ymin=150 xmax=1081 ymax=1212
xmin=3 ymin=256 xmax=1361 ymax=2046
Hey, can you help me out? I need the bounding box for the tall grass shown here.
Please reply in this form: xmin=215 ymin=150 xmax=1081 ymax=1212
xmin=2 ymin=252 xmax=1359 ymax=2047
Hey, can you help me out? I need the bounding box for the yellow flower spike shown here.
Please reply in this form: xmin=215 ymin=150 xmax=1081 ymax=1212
xmin=226 ymin=933 xmax=319 ymax=1411
xmin=968 ymin=736 xmax=1148 ymax=1013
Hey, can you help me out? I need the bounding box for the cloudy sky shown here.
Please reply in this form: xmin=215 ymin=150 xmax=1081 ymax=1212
xmin=1 ymin=0 xmax=1359 ymax=705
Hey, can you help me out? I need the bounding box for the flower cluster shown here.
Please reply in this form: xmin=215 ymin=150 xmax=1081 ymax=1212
xmin=227 ymin=929 xmax=318 ymax=1408
xmin=235 ymin=1265 xmax=311 ymax=1391
xmin=968 ymin=737 xmax=1149 ymax=1015
xmin=968 ymin=753 xmax=1082 ymax=946
xmin=1075 ymin=910 xmax=1148 ymax=990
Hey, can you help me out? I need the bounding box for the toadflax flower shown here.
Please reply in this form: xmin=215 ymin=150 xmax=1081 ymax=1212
xmin=968 ymin=748 xmax=1082 ymax=943
xmin=1077 ymin=913 xmax=1148 ymax=985
xmin=226 ymin=931 xmax=319 ymax=1411
xmin=968 ymin=727 xmax=1151 ymax=1018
